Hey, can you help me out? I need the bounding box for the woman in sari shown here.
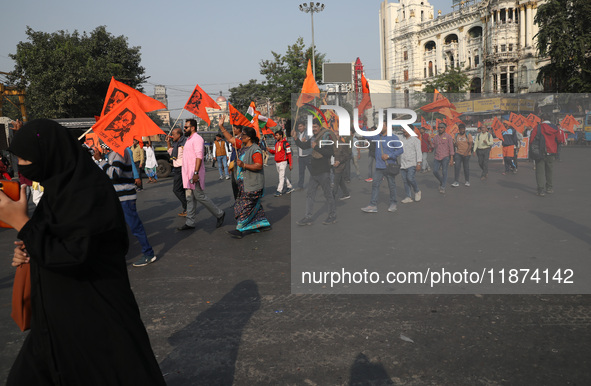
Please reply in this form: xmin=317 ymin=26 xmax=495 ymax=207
xmin=227 ymin=126 xmax=271 ymax=239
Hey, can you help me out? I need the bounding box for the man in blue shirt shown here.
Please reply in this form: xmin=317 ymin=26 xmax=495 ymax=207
xmin=361 ymin=126 xmax=404 ymax=213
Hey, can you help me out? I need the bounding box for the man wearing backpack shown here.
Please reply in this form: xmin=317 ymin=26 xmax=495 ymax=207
xmin=451 ymin=124 xmax=473 ymax=187
xmin=473 ymin=124 xmax=493 ymax=180
xmin=529 ymin=117 xmax=564 ymax=196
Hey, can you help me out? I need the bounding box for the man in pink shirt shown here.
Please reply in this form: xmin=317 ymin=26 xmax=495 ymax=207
xmin=431 ymin=122 xmax=455 ymax=194
xmin=178 ymin=119 xmax=225 ymax=231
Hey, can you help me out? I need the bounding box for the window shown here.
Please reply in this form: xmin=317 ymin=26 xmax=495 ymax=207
xmin=508 ymin=44 xmax=513 ymax=52
xmin=404 ymin=51 xmax=408 ymax=61
xmin=474 ymin=55 xmax=480 ymax=66
xmin=501 ymin=44 xmax=506 ymax=52
xmin=494 ymin=46 xmax=498 ymax=53
xmin=428 ymin=61 xmax=433 ymax=77
xmin=404 ymin=70 xmax=409 ymax=81
xmin=424 ymin=68 xmax=427 ymax=78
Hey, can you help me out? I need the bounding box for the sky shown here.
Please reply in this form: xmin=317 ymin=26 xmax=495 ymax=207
xmin=1 ymin=0 xmax=453 ymax=118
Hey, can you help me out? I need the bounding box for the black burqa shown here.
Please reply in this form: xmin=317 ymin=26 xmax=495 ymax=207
xmin=7 ymin=119 xmax=165 ymax=385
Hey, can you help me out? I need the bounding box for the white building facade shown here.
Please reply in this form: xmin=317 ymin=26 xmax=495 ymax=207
xmin=379 ymin=0 xmax=548 ymax=99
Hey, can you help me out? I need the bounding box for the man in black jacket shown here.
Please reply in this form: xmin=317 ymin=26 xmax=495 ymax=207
xmin=294 ymin=119 xmax=336 ymax=225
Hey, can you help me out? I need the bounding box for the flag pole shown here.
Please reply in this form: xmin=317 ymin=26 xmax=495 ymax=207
xmin=168 ymin=110 xmax=184 ymax=136
xmin=78 ymin=126 xmax=95 ymax=141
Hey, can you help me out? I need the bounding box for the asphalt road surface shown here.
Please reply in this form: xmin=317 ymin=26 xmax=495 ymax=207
xmin=1 ymin=147 xmax=590 ymax=385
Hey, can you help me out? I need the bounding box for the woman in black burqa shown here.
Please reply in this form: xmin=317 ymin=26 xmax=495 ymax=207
xmin=0 ymin=119 xmax=165 ymax=385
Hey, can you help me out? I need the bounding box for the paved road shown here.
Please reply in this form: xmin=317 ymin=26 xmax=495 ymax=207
xmin=1 ymin=148 xmax=590 ymax=385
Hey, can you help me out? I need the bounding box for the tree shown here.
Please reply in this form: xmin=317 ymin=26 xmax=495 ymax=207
xmin=228 ymin=79 xmax=267 ymax=113
xmin=8 ymin=26 xmax=147 ymax=119
xmin=535 ymin=0 xmax=591 ymax=92
xmin=259 ymin=37 xmax=326 ymax=118
xmin=422 ymin=66 xmax=470 ymax=96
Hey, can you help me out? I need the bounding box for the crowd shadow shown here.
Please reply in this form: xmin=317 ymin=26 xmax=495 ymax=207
xmin=159 ymin=280 xmax=261 ymax=385
xmin=348 ymin=353 xmax=393 ymax=386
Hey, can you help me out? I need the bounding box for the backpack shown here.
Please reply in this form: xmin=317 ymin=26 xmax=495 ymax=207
xmin=529 ymin=124 xmax=546 ymax=161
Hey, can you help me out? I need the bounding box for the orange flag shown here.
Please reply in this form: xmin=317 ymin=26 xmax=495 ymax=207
xmin=420 ymin=97 xmax=456 ymax=113
xmin=477 ymin=121 xmax=483 ymax=129
xmin=435 ymin=118 xmax=442 ymax=130
xmin=93 ymin=98 xmax=165 ymax=156
xmin=251 ymin=114 xmax=261 ymax=138
xmin=492 ymin=117 xmax=506 ymax=141
xmin=228 ymin=103 xmax=253 ymax=128
xmin=433 ymin=89 xmax=444 ymax=102
xmin=297 ymin=59 xmax=320 ymax=107
xmin=560 ymin=115 xmax=577 ymax=134
xmin=526 ymin=113 xmax=541 ymax=127
xmin=421 ymin=116 xmax=432 ymax=132
xmin=100 ymin=77 xmax=165 ymax=117
xmin=507 ymin=113 xmax=527 ymax=133
xmin=184 ymin=84 xmax=221 ymax=125
xmin=358 ymin=73 xmax=372 ymax=115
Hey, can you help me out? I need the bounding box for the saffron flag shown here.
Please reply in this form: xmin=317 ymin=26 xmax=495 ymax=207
xmin=420 ymin=97 xmax=456 ymax=113
xmin=251 ymin=114 xmax=261 ymax=138
xmin=228 ymin=103 xmax=253 ymax=128
xmin=559 ymin=115 xmax=577 ymax=134
xmin=184 ymin=84 xmax=221 ymax=125
xmin=433 ymin=89 xmax=444 ymax=102
xmin=100 ymin=77 xmax=165 ymax=117
xmin=358 ymin=73 xmax=372 ymax=116
xmin=492 ymin=117 xmax=506 ymax=142
xmin=477 ymin=121 xmax=483 ymax=129
xmin=296 ymin=59 xmax=320 ymax=107
xmin=421 ymin=116 xmax=432 ymax=132
xmin=506 ymin=113 xmax=527 ymax=133
xmin=245 ymin=102 xmax=277 ymax=129
xmin=526 ymin=113 xmax=541 ymax=128
xmin=93 ymin=98 xmax=165 ymax=156
xmin=435 ymin=118 xmax=442 ymax=130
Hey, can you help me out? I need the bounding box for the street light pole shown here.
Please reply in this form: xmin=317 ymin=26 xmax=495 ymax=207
xmin=299 ymin=2 xmax=325 ymax=79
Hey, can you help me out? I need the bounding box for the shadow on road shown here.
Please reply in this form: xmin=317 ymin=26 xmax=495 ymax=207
xmin=159 ymin=280 xmax=261 ymax=385
xmin=531 ymin=211 xmax=591 ymax=247
xmin=348 ymin=353 xmax=392 ymax=386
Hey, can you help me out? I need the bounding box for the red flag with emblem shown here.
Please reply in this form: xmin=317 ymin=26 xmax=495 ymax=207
xmin=228 ymin=103 xmax=253 ymax=128
xmin=492 ymin=117 xmax=506 ymax=141
xmin=184 ymin=84 xmax=221 ymax=125
xmin=433 ymin=89 xmax=444 ymax=102
xmin=526 ymin=113 xmax=541 ymax=127
xmin=421 ymin=116 xmax=432 ymax=132
xmin=100 ymin=77 xmax=165 ymax=117
xmin=93 ymin=98 xmax=165 ymax=156
xmin=560 ymin=115 xmax=577 ymax=134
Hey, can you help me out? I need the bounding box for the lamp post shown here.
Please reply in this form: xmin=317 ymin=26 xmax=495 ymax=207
xmin=299 ymin=2 xmax=325 ymax=79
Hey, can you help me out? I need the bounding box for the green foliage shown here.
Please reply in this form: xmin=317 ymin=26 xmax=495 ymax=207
xmin=535 ymin=0 xmax=591 ymax=92
xmin=422 ymin=66 xmax=470 ymax=96
xmin=259 ymin=37 xmax=326 ymax=118
xmin=228 ymin=79 xmax=267 ymax=113
xmin=8 ymin=26 xmax=146 ymax=119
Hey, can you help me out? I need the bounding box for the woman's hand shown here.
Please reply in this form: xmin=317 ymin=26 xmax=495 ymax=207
xmin=236 ymin=159 xmax=245 ymax=168
xmin=12 ymin=240 xmax=29 ymax=267
xmin=0 ymin=185 xmax=29 ymax=231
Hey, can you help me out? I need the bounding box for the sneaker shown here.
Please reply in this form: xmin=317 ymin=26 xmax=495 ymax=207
xmin=401 ymin=197 xmax=413 ymax=204
xmin=225 ymin=175 xmax=230 ymax=180
xmin=365 ymin=178 xmax=373 ymax=182
xmin=465 ymin=181 xmax=470 ymax=187
xmin=415 ymin=191 xmax=421 ymax=202
xmin=546 ymin=189 xmax=554 ymax=194
xmin=285 ymin=188 xmax=295 ymax=194
xmin=537 ymin=190 xmax=546 ymax=197
xmin=177 ymin=224 xmax=195 ymax=231
xmin=439 ymin=186 xmax=445 ymax=194
xmin=273 ymin=191 xmax=282 ymax=197
xmin=339 ymin=195 xmax=351 ymax=201
xmin=178 ymin=211 xmax=187 ymax=217
xmin=219 ymin=176 xmax=224 ymax=180
xmin=216 ymin=212 xmax=225 ymax=228
xmin=322 ymin=217 xmax=337 ymax=225
xmin=296 ymin=217 xmax=313 ymax=226
xmin=133 ymin=255 xmax=157 ymax=267
xmin=388 ymin=204 xmax=398 ymax=212
xmin=451 ymin=181 xmax=459 ymax=187
xmin=361 ymin=205 xmax=378 ymax=213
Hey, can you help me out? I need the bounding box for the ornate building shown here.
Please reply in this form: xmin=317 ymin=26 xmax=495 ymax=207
xmin=379 ymin=0 xmax=547 ymax=98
